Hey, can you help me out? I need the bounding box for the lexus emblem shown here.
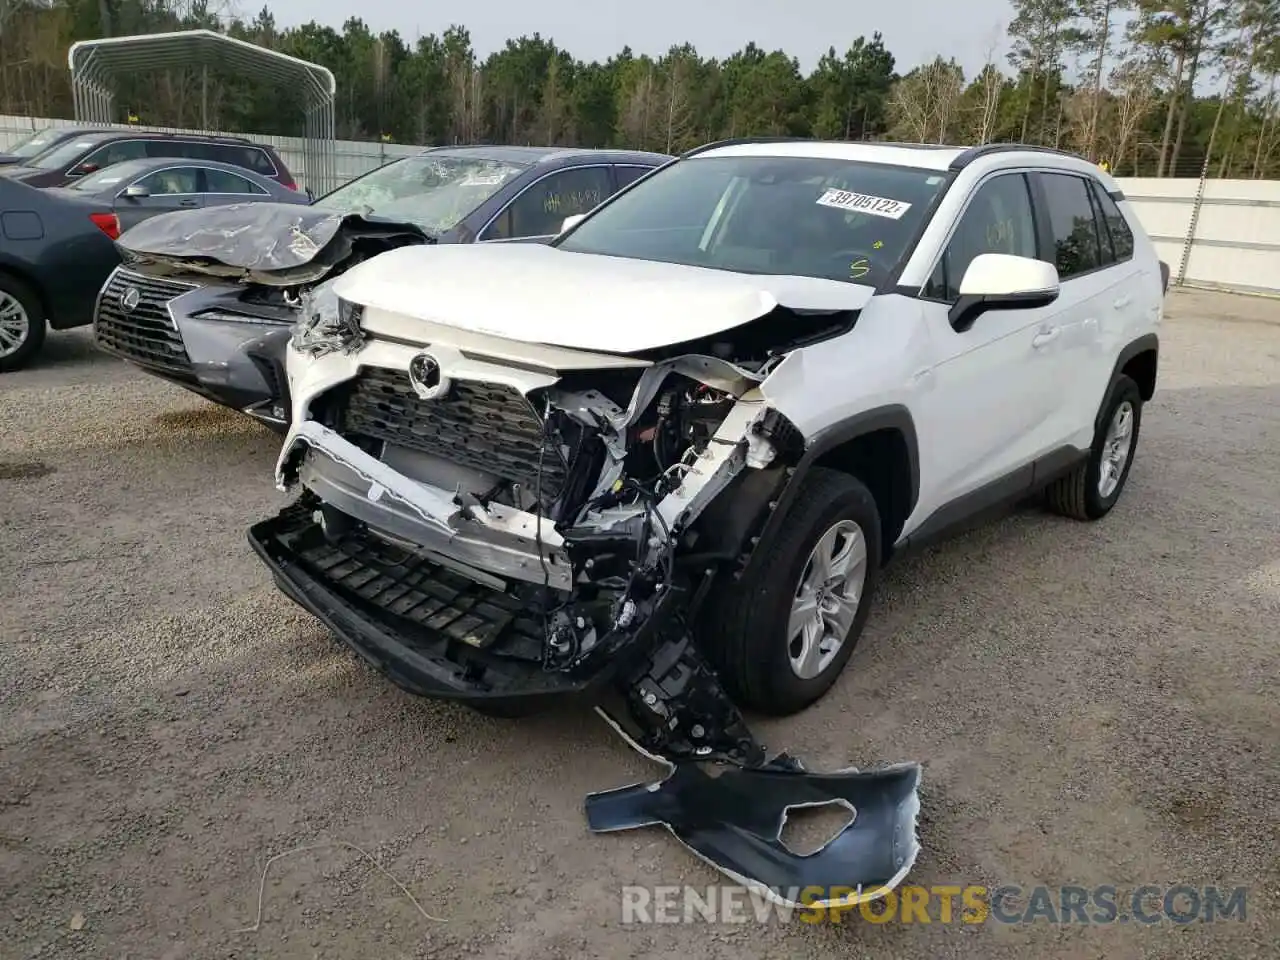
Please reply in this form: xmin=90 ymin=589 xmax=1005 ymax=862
xmin=119 ymin=286 xmax=141 ymax=314
xmin=408 ymin=352 xmax=451 ymax=401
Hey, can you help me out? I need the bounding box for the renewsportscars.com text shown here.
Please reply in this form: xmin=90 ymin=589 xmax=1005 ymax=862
xmin=620 ymin=883 xmax=1248 ymax=925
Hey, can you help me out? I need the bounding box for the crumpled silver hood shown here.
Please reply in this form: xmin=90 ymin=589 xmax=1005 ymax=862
xmin=115 ymin=203 xmax=433 ymax=285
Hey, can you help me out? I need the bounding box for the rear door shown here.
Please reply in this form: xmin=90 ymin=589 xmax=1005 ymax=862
xmin=614 ymin=164 xmax=655 ymax=190
xmin=208 ymin=143 xmax=281 ymax=181
xmin=1026 ymin=170 xmax=1127 ymax=450
xmin=199 ymin=167 xmax=272 ymax=207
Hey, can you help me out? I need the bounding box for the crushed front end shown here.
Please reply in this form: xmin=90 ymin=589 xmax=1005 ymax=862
xmin=251 ymin=303 xmax=801 ymax=740
xmin=250 ymin=250 xmax=924 ymax=908
xmin=96 ymin=205 xmax=433 ymax=428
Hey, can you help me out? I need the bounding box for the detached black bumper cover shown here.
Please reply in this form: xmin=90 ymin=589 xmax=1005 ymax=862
xmin=587 ymin=754 xmax=921 ymax=908
xmin=249 ymin=503 xmax=676 ymax=707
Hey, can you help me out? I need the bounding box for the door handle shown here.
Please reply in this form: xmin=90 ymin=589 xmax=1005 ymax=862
xmin=1113 ymin=295 xmax=1133 ymax=309
xmin=1031 ymin=327 xmax=1061 ymax=349
xmin=178 ymin=199 xmax=199 ymax=207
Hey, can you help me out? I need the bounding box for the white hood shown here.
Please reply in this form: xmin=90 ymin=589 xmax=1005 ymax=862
xmin=332 ymin=243 xmax=875 ymax=354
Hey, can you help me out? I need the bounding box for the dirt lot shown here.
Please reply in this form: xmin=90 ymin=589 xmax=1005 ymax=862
xmin=1 ymin=287 xmax=1277 ymax=959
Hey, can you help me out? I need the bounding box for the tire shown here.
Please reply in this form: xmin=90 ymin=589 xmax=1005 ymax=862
xmin=1045 ymin=375 xmax=1143 ymax=521
xmin=0 ymin=274 xmax=47 ymax=374
xmin=700 ymin=467 xmax=883 ymax=716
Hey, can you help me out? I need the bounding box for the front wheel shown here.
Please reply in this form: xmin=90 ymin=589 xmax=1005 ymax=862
xmin=700 ymin=468 xmax=882 ymax=716
xmin=0 ymin=275 xmax=47 ymax=373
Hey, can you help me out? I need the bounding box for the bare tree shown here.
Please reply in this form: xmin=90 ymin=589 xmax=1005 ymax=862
xmin=1102 ymin=53 xmax=1162 ymax=171
xmin=1076 ymin=0 xmax=1131 ymax=159
xmin=1254 ymin=72 xmax=1279 ymax=176
xmin=659 ymin=51 xmax=697 ymax=153
xmin=618 ymin=61 xmax=657 ymax=151
xmin=888 ymin=75 xmax=932 ymax=142
xmin=889 ymin=57 xmax=965 ymax=144
xmin=974 ymin=28 xmax=1006 ymax=143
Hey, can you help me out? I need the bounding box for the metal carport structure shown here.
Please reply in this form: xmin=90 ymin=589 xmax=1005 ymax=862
xmin=67 ymin=29 xmax=337 ymax=192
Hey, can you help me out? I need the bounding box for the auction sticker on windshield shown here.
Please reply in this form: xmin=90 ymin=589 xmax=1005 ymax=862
xmin=816 ymin=188 xmax=912 ymax=220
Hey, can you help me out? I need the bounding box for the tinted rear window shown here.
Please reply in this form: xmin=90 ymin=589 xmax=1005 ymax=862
xmin=212 ymin=144 xmax=277 ymax=176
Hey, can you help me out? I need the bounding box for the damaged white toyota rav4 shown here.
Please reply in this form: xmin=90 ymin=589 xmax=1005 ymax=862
xmin=251 ymin=138 xmax=1164 ymax=766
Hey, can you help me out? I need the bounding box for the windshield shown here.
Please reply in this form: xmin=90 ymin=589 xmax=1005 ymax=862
xmin=313 ymin=154 xmax=528 ymax=233
xmin=555 ymin=155 xmax=949 ymax=287
xmin=6 ymin=128 xmax=66 ymax=159
xmin=29 ymin=136 xmax=104 ymax=170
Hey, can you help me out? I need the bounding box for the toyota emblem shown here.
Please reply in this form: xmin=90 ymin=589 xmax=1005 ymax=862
xmin=119 ymin=286 xmax=141 ymax=314
xmin=408 ymin=352 xmax=451 ymax=401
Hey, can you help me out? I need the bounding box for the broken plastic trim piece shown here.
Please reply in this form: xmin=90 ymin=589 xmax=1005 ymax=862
xmin=291 ymin=281 xmax=365 ymax=360
xmin=587 ymin=712 xmax=923 ymax=909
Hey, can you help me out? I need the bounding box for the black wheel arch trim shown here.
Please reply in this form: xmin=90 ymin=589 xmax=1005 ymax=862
xmin=1095 ymin=332 xmax=1159 ymax=434
xmin=733 ymin=404 xmax=920 ymax=576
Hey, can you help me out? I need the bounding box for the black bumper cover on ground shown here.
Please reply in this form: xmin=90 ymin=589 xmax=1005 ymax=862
xmin=248 ymin=503 xmax=677 ymax=708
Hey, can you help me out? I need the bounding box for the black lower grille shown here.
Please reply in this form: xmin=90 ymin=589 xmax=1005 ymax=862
xmin=94 ymin=269 xmax=196 ymax=376
xmin=282 ymin=507 xmax=546 ymax=659
xmin=336 ymin=367 xmax=566 ymax=494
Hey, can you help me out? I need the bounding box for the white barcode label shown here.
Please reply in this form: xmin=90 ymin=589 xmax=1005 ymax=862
xmin=816 ymin=189 xmax=912 ymax=220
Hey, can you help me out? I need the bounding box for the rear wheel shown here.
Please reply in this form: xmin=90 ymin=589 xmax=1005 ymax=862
xmin=1045 ymin=375 xmax=1143 ymax=520
xmin=700 ymin=468 xmax=882 ymax=716
xmin=0 ymin=275 xmax=47 ymax=373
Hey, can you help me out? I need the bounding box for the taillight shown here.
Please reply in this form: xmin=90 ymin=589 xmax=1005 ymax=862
xmin=282 ymin=179 xmax=298 ymax=192
xmin=90 ymin=212 xmax=120 ymax=240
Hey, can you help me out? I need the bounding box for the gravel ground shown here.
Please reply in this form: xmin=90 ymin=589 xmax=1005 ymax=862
xmin=1 ymin=288 xmax=1277 ymax=959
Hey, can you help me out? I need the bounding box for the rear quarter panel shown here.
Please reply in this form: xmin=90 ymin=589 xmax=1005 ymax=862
xmin=0 ymin=180 xmax=121 ymax=328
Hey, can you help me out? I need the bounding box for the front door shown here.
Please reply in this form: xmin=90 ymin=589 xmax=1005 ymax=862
xmin=909 ymin=171 xmax=1071 ymax=522
xmin=114 ymin=166 xmax=204 ymax=232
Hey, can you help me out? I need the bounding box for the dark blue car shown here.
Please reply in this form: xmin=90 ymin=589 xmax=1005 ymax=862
xmin=94 ymin=145 xmax=671 ymax=426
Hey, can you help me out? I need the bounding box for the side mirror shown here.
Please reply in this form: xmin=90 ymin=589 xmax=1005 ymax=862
xmin=559 ymin=213 xmax=587 ymax=233
xmin=948 ymin=253 xmax=1060 ymax=332
xmin=70 ymin=162 xmax=100 ymax=177
xmin=122 ymin=183 xmax=150 ymax=199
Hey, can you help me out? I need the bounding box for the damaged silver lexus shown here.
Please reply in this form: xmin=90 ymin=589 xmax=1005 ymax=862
xmin=95 ymin=146 xmax=666 ymax=428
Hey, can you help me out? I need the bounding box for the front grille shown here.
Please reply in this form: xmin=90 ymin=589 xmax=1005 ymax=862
xmin=94 ymin=269 xmax=197 ymax=376
xmin=336 ymin=367 xmax=567 ymax=495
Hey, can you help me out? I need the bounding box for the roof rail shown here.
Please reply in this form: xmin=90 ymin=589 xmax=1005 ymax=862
xmin=948 ymin=142 xmax=1086 ymax=170
xmin=679 ymin=136 xmax=815 ymax=159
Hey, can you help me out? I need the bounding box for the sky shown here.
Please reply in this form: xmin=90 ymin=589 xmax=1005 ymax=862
xmin=252 ymin=0 xmax=1020 ymax=78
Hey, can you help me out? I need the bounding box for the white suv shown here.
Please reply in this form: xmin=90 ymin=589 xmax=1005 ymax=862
xmin=251 ymin=139 xmax=1164 ymax=748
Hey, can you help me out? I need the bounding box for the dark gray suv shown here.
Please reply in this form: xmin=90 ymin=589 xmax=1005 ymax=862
xmin=0 ymin=130 xmax=299 ymax=191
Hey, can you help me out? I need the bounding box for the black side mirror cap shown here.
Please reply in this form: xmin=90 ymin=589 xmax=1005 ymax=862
xmin=948 ymin=288 xmax=1061 ymax=333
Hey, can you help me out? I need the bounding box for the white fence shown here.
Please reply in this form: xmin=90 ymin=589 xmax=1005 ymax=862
xmin=4 ymin=114 xmax=1278 ymax=296
xmin=1122 ymin=178 xmax=1280 ymax=297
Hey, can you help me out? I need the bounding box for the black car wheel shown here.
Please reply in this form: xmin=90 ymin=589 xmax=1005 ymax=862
xmin=700 ymin=468 xmax=883 ymax=716
xmin=1045 ymin=375 xmax=1143 ymax=521
xmin=0 ymin=274 xmax=47 ymax=373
